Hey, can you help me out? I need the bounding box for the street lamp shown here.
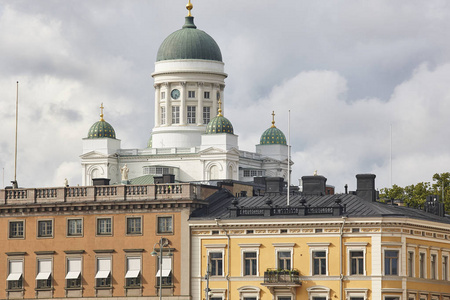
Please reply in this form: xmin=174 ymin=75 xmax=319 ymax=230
xmin=151 ymin=237 xmax=171 ymax=300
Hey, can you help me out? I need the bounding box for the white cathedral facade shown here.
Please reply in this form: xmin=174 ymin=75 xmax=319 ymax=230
xmin=80 ymin=8 xmax=291 ymax=186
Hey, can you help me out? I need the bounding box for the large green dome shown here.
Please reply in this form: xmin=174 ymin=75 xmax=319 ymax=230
xmin=87 ymin=120 xmax=116 ymax=139
xmin=156 ymin=16 xmax=222 ymax=62
xmin=206 ymin=115 xmax=234 ymax=134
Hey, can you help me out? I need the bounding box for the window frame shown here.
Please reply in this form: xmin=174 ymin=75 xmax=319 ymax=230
xmin=160 ymin=106 xmax=166 ymax=125
xmin=308 ymin=243 xmax=330 ymax=276
xmin=345 ymin=288 xmax=368 ymax=300
xmin=155 ymin=254 xmax=173 ymax=286
xmin=443 ymin=253 xmax=449 ymax=281
xmin=161 ymin=91 xmax=166 ymax=100
xmin=8 ymin=220 xmax=25 ymax=239
xmin=188 ymin=90 xmax=196 ymax=98
xmin=239 ymin=244 xmax=261 ymax=277
xmin=407 ymin=248 xmax=415 ymax=277
xmin=383 ymin=249 xmax=400 ymax=276
xmin=172 ymin=106 xmax=180 ymax=124
xmin=95 ymin=256 xmax=112 ymax=288
xmin=203 ymin=106 xmax=211 ymax=124
xmin=126 ymin=216 xmax=142 ymax=236
xmin=419 ymin=250 xmax=426 ymax=278
xmin=209 ymin=251 xmax=224 ymax=277
xmin=125 ymin=256 xmax=142 ymax=288
xmin=187 ymin=106 xmax=196 ymax=124
xmin=204 ymin=91 xmax=210 ymax=99
xmin=65 ymin=256 xmax=82 ymax=289
xmin=67 ymin=218 xmax=83 ymax=237
xmin=430 ymin=251 xmax=438 ymax=280
xmin=7 ymin=259 xmax=24 ymax=290
xmin=157 ymin=215 xmax=173 ymax=234
xmin=96 ymin=217 xmax=113 ymax=236
xmin=37 ymin=219 xmax=54 ymax=238
xmin=36 ymin=258 xmax=53 ymax=290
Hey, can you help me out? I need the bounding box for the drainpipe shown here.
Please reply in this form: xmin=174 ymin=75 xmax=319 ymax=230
xmin=340 ymin=216 xmax=347 ymax=300
xmin=216 ymin=219 xmax=230 ymax=300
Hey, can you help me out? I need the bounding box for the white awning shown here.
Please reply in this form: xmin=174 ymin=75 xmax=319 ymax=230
xmin=125 ymin=257 xmax=141 ymax=278
xmin=66 ymin=258 xmax=81 ymax=279
xmin=95 ymin=270 xmax=110 ymax=279
xmin=7 ymin=273 xmax=22 ymax=281
xmin=65 ymin=271 xmax=81 ymax=279
xmin=155 ymin=257 xmax=172 ymax=277
xmin=125 ymin=270 xmax=140 ymax=278
xmin=36 ymin=259 xmax=52 ymax=280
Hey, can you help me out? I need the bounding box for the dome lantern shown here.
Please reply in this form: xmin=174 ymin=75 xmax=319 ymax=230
xmin=205 ymin=99 xmax=234 ymax=134
xmin=260 ymin=111 xmax=286 ymax=145
xmin=87 ymin=103 xmax=116 ymax=139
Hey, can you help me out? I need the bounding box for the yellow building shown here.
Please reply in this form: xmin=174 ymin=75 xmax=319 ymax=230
xmin=189 ymin=174 xmax=450 ymax=300
xmin=0 ymin=182 xmax=217 ymax=300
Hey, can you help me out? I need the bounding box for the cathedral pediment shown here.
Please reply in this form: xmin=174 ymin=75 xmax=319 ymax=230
xmin=80 ymin=151 xmax=116 ymax=159
xmin=198 ymin=147 xmax=239 ymax=155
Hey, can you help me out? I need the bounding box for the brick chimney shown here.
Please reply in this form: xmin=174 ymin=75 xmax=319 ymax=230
xmin=356 ymin=174 xmax=376 ymax=202
xmin=302 ymin=175 xmax=327 ymax=196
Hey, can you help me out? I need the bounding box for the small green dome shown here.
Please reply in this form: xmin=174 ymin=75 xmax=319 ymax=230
xmin=87 ymin=120 xmax=116 ymax=139
xmin=156 ymin=16 xmax=222 ymax=62
xmin=260 ymin=127 xmax=286 ymax=145
xmin=206 ymin=115 xmax=234 ymax=134
xmin=147 ymin=135 xmax=152 ymax=148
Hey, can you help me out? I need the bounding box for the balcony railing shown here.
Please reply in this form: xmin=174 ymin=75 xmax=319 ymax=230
xmin=263 ymin=269 xmax=301 ymax=285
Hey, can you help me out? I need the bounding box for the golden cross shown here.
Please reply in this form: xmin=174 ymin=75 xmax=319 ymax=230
xmin=217 ymin=98 xmax=223 ymax=117
xmin=100 ymin=103 xmax=105 ymax=121
xmin=186 ymin=0 xmax=193 ymax=16
xmin=271 ymin=111 xmax=276 ymax=128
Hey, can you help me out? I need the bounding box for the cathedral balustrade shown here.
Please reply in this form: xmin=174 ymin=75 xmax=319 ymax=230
xmin=0 ymin=183 xmax=207 ymax=205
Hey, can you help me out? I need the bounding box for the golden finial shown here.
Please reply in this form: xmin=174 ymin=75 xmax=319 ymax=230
xmin=271 ymin=111 xmax=276 ymax=128
xmin=217 ymin=98 xmax=223 ymax=117
xmin=100 ymin=103 xmax=105 ymax=121
xmin=186 ymin=0 xmax=193 ymax=16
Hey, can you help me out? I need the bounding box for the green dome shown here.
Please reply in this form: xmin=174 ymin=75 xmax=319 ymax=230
xmin=260 ymin=126 xmax=286 ymax=145
xmin=206 ymin=115 xmax=234 ymax=134
xmin=156 ymin=16 xmax=222 ymax=62
xmin=87 ymin=120 xmax=116 ymax=139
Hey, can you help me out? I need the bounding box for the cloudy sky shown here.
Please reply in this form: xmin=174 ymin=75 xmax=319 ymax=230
xmin=1 ymin=0 xmax=450 ymax=192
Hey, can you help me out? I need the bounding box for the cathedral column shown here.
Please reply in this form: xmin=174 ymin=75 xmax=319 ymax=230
xmin=219 ymin=84 xmax=224 ymax=116
xmin=212 ymin=84 xmax=219 ymax=116
xmin=180 ymin=82 xmax=186 ymax=125
xmin=197 ymin=82 xmax=204 ymax=125
xmin=154 ymin=84 xmax=160 ymax=127
xmin=167 ymin=83 xmax=173 ymax=126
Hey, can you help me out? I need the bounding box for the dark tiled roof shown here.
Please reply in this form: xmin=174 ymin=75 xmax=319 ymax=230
xmin=190 ymin=190 xmax=450 ymax=225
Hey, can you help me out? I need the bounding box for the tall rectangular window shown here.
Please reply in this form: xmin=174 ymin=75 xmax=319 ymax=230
xmin=125 ymin=257 xmax=141 ymax=287
xmin=95 ymin=257 xmax=111 ymax=287
xmin=431 ymin=254 xmax=437 ymax=280
xmin=188 ymin=90 xmax=195 ymax=98
xmin=384 ymin=250 xmax=399 ymax=275
xmin=7 ymin=260 xmax=23 ymax=290
xmin=419 ymin=252 xmax=425 ymax=278
xmin=187 ymin=106 xmax=196 ymax=124
xmin=126 ymin=217 xmax=142 ymax=235
xmin=67 ymin=219 xmax=82 ymax=236
xmin=161 ymin=91 xmax=166 ymax=99
xmin=204 ymin=91 xmax=210 ymax=99
xmin=408 ymin=251 xmax=414 ymax=277
xmin=172 ymin=106 xmax=180 ymax=124
xmin=36 ymin=259 xmax=52 ymax=289
xmin=210 ymin=252 xmax=223 ymax=276
xmin=38 ymin=220 xmax=53 ymax=237
xmin=160 ymin=107 xmax=166 ymax=125
xmin=277 ymin=251 xmax=291 ymax=270
xmin=157 ymin=216 xmax=173 ymax=233
xmin=244 ymin=252 xmax=257 ymax=276
xmin=9 ymin=221 xmax=24 ymax=238
xmin=313 ymin=251 xmax=327 ymax=275
xmin=350 ymin=251 xmax=364 ymax=275
xmin=66 ymin=257 xmax=82 ymax=288
xmin=203 ymin=107 xmax=211 ymax=124
xmin=443 ymin=255 xmax=449 ymax=281
xmin=97 ymin=218 xmax=112 ymax=236
xmin=156 ymin=256 xmax=172 ymax=285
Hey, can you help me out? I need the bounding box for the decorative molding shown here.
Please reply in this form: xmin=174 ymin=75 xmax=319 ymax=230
xmin=205 ymin=244 xmax=227 ymax=248
xmin=307 ymin=242 xmax=331 ymax=247
xmin=344 ymin=242 xmax=368 ymax=246
xmin=64 ymin=250 xmax=85 ymax=254
xmin=272 ymin=243 xmax=295 ymax=247
xmin=124 ymin=249 xmax=145 ymax=253
xmin=5 ymin=252 xmax=27 ymax=256
xmin=94 ymin=249 xmax=115 ymax=253
xmin=35 ymin=251 xmax=55 ymax=255
xmin=238 ymin=243 xmax=261 ymax=248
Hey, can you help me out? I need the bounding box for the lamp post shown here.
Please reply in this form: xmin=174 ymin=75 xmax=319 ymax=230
xmin=151 ymin=237 xmax=171 ymax=300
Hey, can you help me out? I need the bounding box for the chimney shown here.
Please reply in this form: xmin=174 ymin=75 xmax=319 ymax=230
xmin=302 ymin=175 xmax=327 ymax=196
xmin=92 ymin=178 xmax=111 ymax=186
xmin=265 ymin=177 xmax=284 ymax=195
xmin=356 ymin=174 xmax=376 ymax=202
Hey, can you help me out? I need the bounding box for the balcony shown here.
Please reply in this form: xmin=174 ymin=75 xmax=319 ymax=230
xmin=261 ymin=269 xmax=301 ymax=291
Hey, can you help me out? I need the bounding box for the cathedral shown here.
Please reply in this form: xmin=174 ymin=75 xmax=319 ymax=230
xmin=80 ymin=4 xmax=291 ymax=186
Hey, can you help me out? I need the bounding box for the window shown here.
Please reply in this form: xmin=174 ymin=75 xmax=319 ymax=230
xmin=157 ymin=216 xmax=173 ymax=234
xmin=160 ymin=107 xmax=166 ymax=125
xmin=97 ymin=218 xmax=112 ymax=236
xmin=443 ymin=255 xmax=449 ymax=281
xmin=244 ymin=252 xmax=257 ymax=276
xmin=126 ymin=217 xmax=142 ymax=235
xmin=7 ymin=260 xmax=23 ymax=290
xmin=278 ymin=297 xmax=292 ymax=300
xmin=384 ymin=250 xmax=399 ymax=275
xmin=9 ymin=220 xmax=24 ymax=238
xmin=243 ymin=170 xmax=264 ymax=177
xmin=203 ymin=107 xmax=211 ymax=124
xmin=161 ymin=91 xmax=165 ymax=99
xmin=67 ymin=219 xmax=82 ymax=236
xmin=156 ymin=256 xmax=172 ymax=285
xmin=38 ymin=220 xmax=53 ymax=237
xmin=385 ymin=297 xmax=400 ymax=300
xmin=187 ymin=106 xmax=196 ymax=124
xmin=36 ymin=259 xmax=52 ymax=289
xmin=125 ymin=257 xmax=141 ymax=287
xmin=188 ymin=90 xmax=195 ymax=98
xmin=204 ymin=91 xmax=210 ymax=99
xmin=350 ymin=251 xmax=364 ymax=275
xmin=172 ymin=106 xmax=180 ymax=124
xmin=407 ymin=251 xmax=414 ymax=277
xmin=430 ymin=254 xmax=437 ymax=279
xmin=277 ymin=251 xmax=291 ymax=270
xmin=419 ymin=252 xmax=425 ymax=278
xmin=210 ymin=252 xmax=223 ymax=276
xmin=313 ymin=251 xmax=327 ymax=275
xmin=95 ymin=257 xmax=111 ymax=287
xmin=66 ymin=257 xmax=82 ymax=288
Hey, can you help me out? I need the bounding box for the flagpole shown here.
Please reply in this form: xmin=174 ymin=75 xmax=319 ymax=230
xmin=287 ymin=110 xmax=290 ymax=206
xmin=13 ymin=81 xmax=19 ymax=188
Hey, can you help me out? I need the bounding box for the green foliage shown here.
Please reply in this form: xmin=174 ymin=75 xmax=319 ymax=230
xmin=380 ymin=172 xmax=450 ymax=211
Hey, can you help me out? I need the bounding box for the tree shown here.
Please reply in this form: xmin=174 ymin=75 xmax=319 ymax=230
xmin=404 ymin=182 xmax=431 ymax=208
xmin=379 ymin=184 xmax=404 ymax=202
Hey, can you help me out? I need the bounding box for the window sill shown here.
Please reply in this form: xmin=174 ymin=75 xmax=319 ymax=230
xmin=6 ymin=288 xmax=24 ymax=292
xmin=124 ymin=286 xmax=142 ymax=289
xmin=65 ymin=287 xmax=82 ymax=290
xmin=35 ymin=287 xmax=52 ymax=291
xmin=94 ymin=286 xmax=112 ymax=290
xmin=154 ymin=285 xmax=174 ymax=288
